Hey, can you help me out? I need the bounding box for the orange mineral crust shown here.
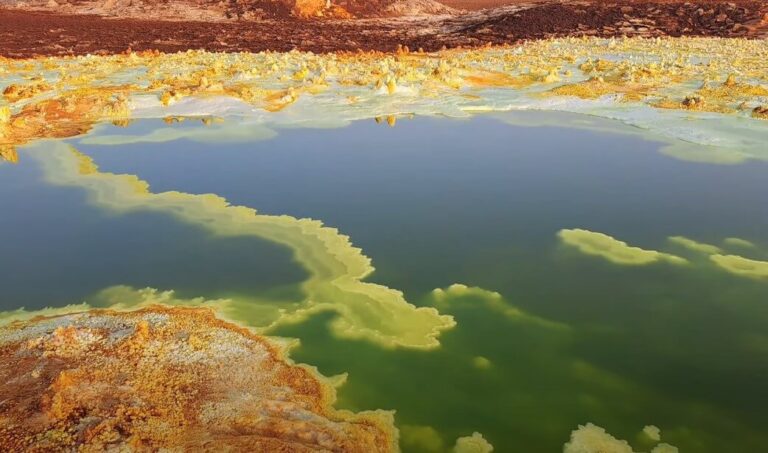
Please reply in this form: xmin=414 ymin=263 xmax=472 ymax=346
xmin=0 ymin=306 xmax=398 ymax=452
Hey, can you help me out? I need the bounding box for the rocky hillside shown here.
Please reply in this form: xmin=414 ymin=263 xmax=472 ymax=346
xmin=7 ymin=0 xmax=456 ymax=20
xmin=1 ymin=1 xmax=766 ymax=57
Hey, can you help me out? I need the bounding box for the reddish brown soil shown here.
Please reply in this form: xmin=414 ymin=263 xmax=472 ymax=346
xmin=438 ymin=0 xmax=540 ymax=10
xmin=455 ymin=1 xmax=768 ymax=40
xmin=1 ymin=1 xmax=766 ymax=58
xmin=224 ymin=0 xmax=402 ymax=19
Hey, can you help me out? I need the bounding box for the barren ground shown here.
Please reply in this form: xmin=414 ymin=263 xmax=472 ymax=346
xmin=438 ymin=0 xmax=542 ymax=10
xmin=1 ymin=1 xmax=767 ymax=58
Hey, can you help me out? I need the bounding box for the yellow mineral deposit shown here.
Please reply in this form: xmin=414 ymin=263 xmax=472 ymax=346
xmin=562 ymin=230 xmax=768 ymax=282
xmin=0 ymin=306 xmax=397 ymax=452
xmin=0 ymin=105 xmax=9 ymax=123
xmin=563 ymin=423 xmax=633 ymax=453
xmin=16 ymin=141 xmax=456 ymax=349
xmin=0 ymin=145 xmax=18 ymax=164
xmin=80 ymin=120 xmax=276 ymax=146
xmin=0 ymin=35 xmax=765 ymax=453
xmin=723 ymin=237 xmax=756 ymax=249
xmin=431 ymin=283 xmax=503 ymax=301
xmin=0 ymin=285 xmax=227 ymax=324
xmin=400 ymin=425 xmax=496 ymax=453
xmin=400 ymin=425 xmax=445 ymax=452
xmin=472 ymin=356 xmax=493 ymax=370
xmin=549 ymin=76 xmax=656 ymax=102
xmin=1 ymin=38 xmax=766 ymax=158
xmin=431 ymin=284 xmax=566 ymax=329
xmin=558 ymin=229 xmax=688 ymax=266
xmin=2 ymin=80 xmax=53 ymax=103
xmin=668 ymin=236 xmax=723 ymax=255
xmin=453 ymin=432 xmax=494 ymax=453
xmin=643 ymin=425 xmax=662 ymax=442
xmin=1 ymin=88 xmax=131 ymax=148
xmin=710 ymin=254 xmax=768 ymax=280
xmin=563 ymin=423 xmax=678 ymax=453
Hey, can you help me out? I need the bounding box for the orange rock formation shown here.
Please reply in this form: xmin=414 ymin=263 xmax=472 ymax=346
xmin=0 ymin=306 xmax=398 ymax=451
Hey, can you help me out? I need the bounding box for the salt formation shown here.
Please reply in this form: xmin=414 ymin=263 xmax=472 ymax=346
xmin=668 ymin=236 xmax=722 ymax=254
xmin=562 ymin=230 xmax=768 ymax=280
xmin=432 ymin=283 xmax=565 ymax=329
xmin=400 ymin=425 xmax=445 ymax=452
xmin=665 ymin=235 xmax=768 ymax=280
xmin=1 ymin=37 xmax=767 ymax=164
xmin=399 ymin=426 xmax=495 ymax=453
xmin=710 ymin=254 xmax=768 ymax=279
xmin=0 ymin=306 xmax=398 ymax=451
xmin=723 ymin=237 xmax=755 ymax=249
xmin=564 ymin=423 xmax=634 ymax=453
xmin=557 ymin=229 xmax=768 ymax=279
xmin=453 ymin=432 xmax=494 ymax=453
xmin=564 ymin=423 xmax=678 ymax=453
xmin=642 ymin=425 xmax=661 ymax=442
xmin=558 ymin=229 xmax=687 ymax=266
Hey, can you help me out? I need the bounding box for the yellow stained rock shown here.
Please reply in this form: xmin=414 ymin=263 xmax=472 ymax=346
xmin=0 ymin=306 xmax=398 ymax=452
xmin=752 ymin=105 xmax=768 ymax=120
xmin=0 ymin=146 xmax=18 ymax=163
xmin=2 ymin=81 xmax=53 ymax=103
xmin=0 ymin=105 xmax=10 ymax=123
xmin=0 ymin=37 xmax=766 ymax=155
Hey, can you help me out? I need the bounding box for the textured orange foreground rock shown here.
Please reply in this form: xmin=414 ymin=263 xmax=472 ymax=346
xmin=0 ymin=306 xmax=397 ymax=452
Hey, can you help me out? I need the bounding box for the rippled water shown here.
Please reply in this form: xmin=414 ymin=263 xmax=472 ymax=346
xmin=2 ymin=111 xmax=767 ymax=451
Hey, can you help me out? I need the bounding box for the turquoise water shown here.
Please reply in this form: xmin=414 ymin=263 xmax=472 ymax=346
xmin=2 ymin=112 xmax=768 ymax=451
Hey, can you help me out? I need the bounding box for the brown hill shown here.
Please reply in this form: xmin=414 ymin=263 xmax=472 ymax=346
xmin=438 ymin=0 xmax=538 ymax=10
xmin=1 ymin=0 xmax=766 ymax=57
xmin=8 ymin=0 xmax=455 ymax=19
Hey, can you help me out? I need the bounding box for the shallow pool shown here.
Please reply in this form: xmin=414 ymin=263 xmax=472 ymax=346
xmin=2 ymin=111 xmax=767 ymax=452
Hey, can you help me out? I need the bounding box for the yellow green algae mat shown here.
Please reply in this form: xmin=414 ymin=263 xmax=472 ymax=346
xmin=1 ymin=37 xmax=768 ymax=451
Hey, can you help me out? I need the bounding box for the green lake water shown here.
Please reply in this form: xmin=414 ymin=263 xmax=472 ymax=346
xmin=2 ymin=111 xmax=768 ymax=451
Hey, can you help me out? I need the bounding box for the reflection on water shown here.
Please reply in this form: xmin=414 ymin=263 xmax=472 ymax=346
xmin=2 ymin=112 xmax=768 ymax=452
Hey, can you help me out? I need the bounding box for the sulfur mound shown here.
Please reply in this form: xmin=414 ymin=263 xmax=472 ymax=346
xmin=0 ymin=306 xmax=398 ymax=452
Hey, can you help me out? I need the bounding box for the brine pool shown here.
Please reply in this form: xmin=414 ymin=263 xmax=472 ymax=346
xmin=2 ymin=111 xmax=768 ymax=452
